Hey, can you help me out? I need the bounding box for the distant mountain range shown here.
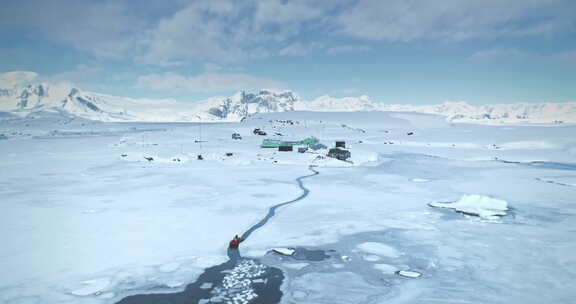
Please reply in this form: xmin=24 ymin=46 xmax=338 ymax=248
xmin=1 ymin=82 xmax=574 ymax=124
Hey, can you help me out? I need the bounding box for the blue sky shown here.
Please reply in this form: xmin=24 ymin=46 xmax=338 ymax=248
xmin=1 ymin=0 xmax=575 ymax=104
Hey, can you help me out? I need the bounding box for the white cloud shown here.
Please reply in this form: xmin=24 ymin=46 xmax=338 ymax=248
xmin=135 ymin=72 xmax=286 ymax=93
xmin=3 ymin=0 xmax=574 ymax=65
xmin=140 ymin=0 xmax=340 ymax=64
xmin=336 ymin=0 xmax=575 ymax=41
xmin=0 ymin=71 xmax=38 ymax=87
xmin=141 ymin=0 xmax=249 ymax=64
xmin=0 ymin=0 xmax=146 ymax=59
xmin=138 ymin=0 xmax=576 ymax=64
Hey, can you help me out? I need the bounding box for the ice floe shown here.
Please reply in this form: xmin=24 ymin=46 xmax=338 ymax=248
xmin=396 ymin=270 xmax=422 ymax=278
xmin=429 ymin=194 xmax=509 ymax=220
xmin=272 ymin=247 xmax=295 ymax=256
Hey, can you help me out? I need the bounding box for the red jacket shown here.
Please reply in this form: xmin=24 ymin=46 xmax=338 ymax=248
xmin=229 ymin=237 xmax=242 ymax=248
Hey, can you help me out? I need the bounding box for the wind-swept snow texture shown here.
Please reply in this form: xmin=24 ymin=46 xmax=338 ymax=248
xmin=1 ymin=110 xmax=575 ymax=303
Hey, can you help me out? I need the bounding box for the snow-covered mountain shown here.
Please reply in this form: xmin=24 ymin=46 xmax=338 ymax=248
xmin=301 ymin=95 xmax=379 ymax=112
xmin=296 ymin=96 xmax=575 ymax=124
xmin=203 ymin=90 xmax=301 ymax=120
xmin=382 ymin=101 xmax=576 ymax=124
xmin=0 ymin=82 xmax=219 ymax=122
xmin=0 ymin=83 xmax=132 ymax=121
xmin=1 ymin=80 xmax=574 ymax=124
xmin=0 ymin=82 xmax=304 ymax=122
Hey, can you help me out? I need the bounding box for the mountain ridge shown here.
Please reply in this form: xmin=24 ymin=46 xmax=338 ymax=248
xmin=0 ymin=82 xmax=574 ymax=124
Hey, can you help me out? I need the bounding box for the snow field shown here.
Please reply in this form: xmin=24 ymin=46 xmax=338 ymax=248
xmin=0 ymin=110 xmax=575 ymax=303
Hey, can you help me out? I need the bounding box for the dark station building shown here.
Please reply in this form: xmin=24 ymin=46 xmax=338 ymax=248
xmin=328 ymin=148 xmax=351 ymax=161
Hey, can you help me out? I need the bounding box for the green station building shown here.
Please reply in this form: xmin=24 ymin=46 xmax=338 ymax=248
xmin=261 ymin=137 xmax=325 ymax=150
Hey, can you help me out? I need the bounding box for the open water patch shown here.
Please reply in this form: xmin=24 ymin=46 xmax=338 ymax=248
xmin=117 ymin=255 xmax=283 ymax=304
xmin=269 ymin=247 xmax=332 ymax=262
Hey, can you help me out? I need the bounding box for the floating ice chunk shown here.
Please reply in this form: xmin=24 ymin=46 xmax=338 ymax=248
xmin=374 ymin=263 xmax=398 ymax=274
xmin=272 ymin=247 xmax=295 ymax=256
xmin=211 ymin=259 xmax=265 ymax=304
xmin=200 ymin=282 xmax=213 ymax=289
xmin=430 ymin=194 xmax=509 ymax=219
xmin=70 ymin=278 xmax=111 ymax=296
xmin=357 ymin=242 xmax=401 ymax=258
xmin=396 ymin=270 xmax=422 ymax=278
xmin=341 ymin=255 xmax=351 ymax=261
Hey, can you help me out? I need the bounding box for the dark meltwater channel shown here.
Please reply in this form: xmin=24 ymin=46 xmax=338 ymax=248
xmin=116 ymin=166 xmax=319 ymax=304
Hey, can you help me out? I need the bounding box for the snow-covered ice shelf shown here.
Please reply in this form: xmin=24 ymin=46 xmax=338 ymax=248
xmin=429 ymin=194 xmax=509 ymax=219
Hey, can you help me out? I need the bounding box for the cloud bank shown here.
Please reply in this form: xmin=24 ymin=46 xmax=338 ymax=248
xmin=3 ymin=0 xmax=573 ymax=64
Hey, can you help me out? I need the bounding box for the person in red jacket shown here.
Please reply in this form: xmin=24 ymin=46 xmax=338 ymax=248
xmin=229 ymin=235 xmax=243 ymax=249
